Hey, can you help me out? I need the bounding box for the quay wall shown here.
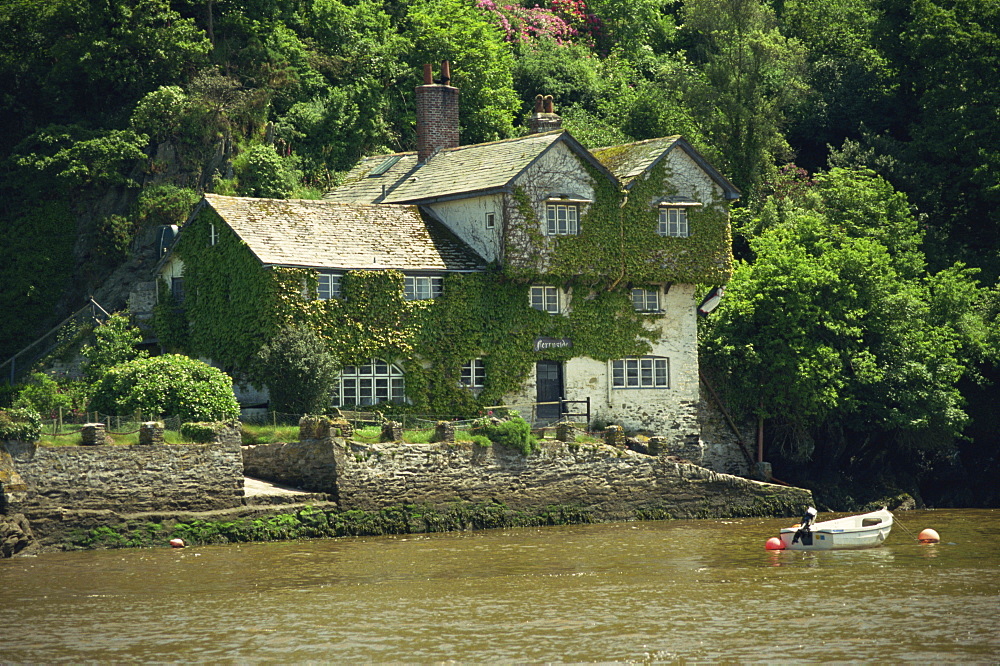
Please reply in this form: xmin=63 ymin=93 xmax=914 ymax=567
xmin=243 ymin=438 xmax=810 ymax=520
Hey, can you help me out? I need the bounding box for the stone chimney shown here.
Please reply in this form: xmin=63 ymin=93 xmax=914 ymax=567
xmin=416 ymin=61 xmax=460 ymax=163
xmin=528 ymin=94 xmax=562 ymax=134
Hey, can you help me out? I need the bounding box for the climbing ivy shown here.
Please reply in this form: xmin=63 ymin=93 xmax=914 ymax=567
xmin=168 ymin=175 xmax=730 ymax=414
xmin=504 ymin=157 xmax=732 ymax=286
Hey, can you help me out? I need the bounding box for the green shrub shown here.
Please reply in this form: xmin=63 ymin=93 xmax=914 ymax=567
xmin=14 ymin=372 xmax=74 ymax=416
xmin=0 ymin=406 xmax=43 ymax=442
xmin=254 ymin=324 xmax=340 ymax=415
xmin=90 ymin=354 xmax=239 ymax=421
xmin=232 ymin=144 xmax=301 ymax=199
xmin=471 ymin=416 xmax=538 ymax=456
xmin=180 ymin=421 xmax=217 ymax=443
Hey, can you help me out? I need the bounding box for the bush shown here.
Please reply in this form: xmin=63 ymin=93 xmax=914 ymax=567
xmin=180 ymin=422 xmax=217 ymax=443
xmin=233 ymin=144 xmax=301 ymax=199
xmin=89 ymin=354 xmax=239 ymax=422
xmin=254 ymin=325 xmax=339 ymax=415
xmin=471 ymin=416 xmax=538 ymax=456
xmin=14 ymin=372 xmax=73 ymax=416
xmin=0 ymin=406 xmax=43 ymax=442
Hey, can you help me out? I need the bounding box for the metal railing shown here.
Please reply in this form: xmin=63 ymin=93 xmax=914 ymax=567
xmin=1 ymin=298 xmax=111 ymax=384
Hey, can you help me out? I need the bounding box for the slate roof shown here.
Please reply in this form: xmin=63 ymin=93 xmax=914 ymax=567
xmin=203 ymin=194 xmax=485 ymax=272
xmin=592 ymin=136 xmax=741 ymax=200
xmin=325 ymin=130 xmax=615 ymax=205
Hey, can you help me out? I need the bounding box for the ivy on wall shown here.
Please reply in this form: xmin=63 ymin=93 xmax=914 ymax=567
xmin=504 ymin=157 xmax=733 ymax=287
xmin=165 ymin=156 xmax=732 ymax=415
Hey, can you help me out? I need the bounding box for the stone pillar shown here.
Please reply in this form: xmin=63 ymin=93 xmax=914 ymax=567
xmin=381 ymin=421 xmax=403 ymax=442
xmin=138 ymin=422 xmax=164 ymax=446
xmin=433 ymin=421 xmax=455 ymax=443
xmin=556 ymin=423 xmax=579 ymax=442
xmin=80 ymin=423 xmax=106 ymax=446
xmin=603 ymin=425 xmax=625 ymax=448
xmin=647 ymin=436 xmax=667 ymax=456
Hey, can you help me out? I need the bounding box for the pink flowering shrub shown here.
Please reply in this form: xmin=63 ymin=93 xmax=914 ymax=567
xmin=475 ymin=0 xmax=601 ymax=45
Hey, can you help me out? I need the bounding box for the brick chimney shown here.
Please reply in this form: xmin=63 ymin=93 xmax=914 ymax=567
xmin=528 ymin=94 xmax=562 ymax=134
xmin=416 ymin=61 xmax=460 ymax=163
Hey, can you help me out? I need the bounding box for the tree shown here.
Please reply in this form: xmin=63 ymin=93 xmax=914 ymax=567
xmin=254 ymin=325 xmax=340 ymax=415
xmin=80 ymin=312 xmax=148 ymax=384
xmin=681 ymin=0 xmax=809 ymax=197
xmin=405 ymin=0 xmax=520 ymax=144
xmin=701 ymin=168 xmax=993 ymax=489
xmin=89 ymin=354 xmax=240 ymax=421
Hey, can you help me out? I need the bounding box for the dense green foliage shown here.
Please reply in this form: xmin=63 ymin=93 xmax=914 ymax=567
xmin=470 ymin=416 xmax=539 ymax=455
xmin=89 ymin=354 xmax=240 ymax=421
xmin=0 ymin=406 xmax=43 ymax=442
xmin=701 ymin=168 xmax=998 ymax=499
xmin=254 ymin=325 xmax=341 ymax=415
xmin=80 ymin=313 xmax=148 ymax=384
xmin=1 ymin=0 xmax=998 ymax=502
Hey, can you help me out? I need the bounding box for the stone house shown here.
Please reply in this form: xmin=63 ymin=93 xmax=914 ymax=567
xmin=144 ymin=64 xmax=740 ymax=459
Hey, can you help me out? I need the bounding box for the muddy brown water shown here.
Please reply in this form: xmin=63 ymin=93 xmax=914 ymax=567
xmin=1 ymin=508 xmax=997 ymax=662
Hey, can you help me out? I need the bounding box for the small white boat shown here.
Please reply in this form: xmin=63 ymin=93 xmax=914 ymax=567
xmin=779 ymin=507 xmax=893 ymax=550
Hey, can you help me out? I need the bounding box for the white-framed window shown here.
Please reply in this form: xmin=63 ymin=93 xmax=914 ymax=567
xmin=318 ymin=273 xmax=341 ymax=300
xmin=460 ymin=358 xmax=485 ymax=388
xmin=336 ymin=359 xmax=405 ymax=406
xmin=612 ymin=357 xmax=669 ymax=389
xmin=485 ymin=212 xmax=496 ymax=229
xmin=404 ymin=275 xmax=443 ymax=300
xmin=209 ymin=224 xmax=219 ymax=246
xmin=631 ymin=288 xmax=660 ymax=312
xmin=530 ymin=286 xmax=559 ymax=314
xmin=658 ymin=208 xmax=688 ymax=237
xmin=545 ymin=203 xmax=579 ymax=235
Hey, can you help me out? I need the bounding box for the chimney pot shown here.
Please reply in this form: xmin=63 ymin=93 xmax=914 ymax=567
xmin=534 ymin=94 xmax=544 ymax=113
xmin=544 ymin=95 xmax=555 ymax=114
xmin=415 ymin=62 xmax=460 ymax=162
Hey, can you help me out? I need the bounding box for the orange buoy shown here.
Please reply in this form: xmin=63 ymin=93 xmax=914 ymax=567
xmin=169 ymin=538 xmax=186 ymax=549
xmin=765 ymin=537 xmax=785 ymax=550
xmin=918 ymin=528 xmax=940 ymax=544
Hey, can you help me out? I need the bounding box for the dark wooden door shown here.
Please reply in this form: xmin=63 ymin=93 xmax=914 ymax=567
xmin=535 ymin=361 xmax=563 ymax=422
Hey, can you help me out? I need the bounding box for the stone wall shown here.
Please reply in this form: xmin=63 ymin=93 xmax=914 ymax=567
xmin=245 ymin=437 xmax=811 ymax=520
xmin=242 ymin=439 xmax=340 ymax=495
xmin=3 ymin=437 xmax=244 ymax=515
xmin=698 ymin=383 xmax=754 ymax=477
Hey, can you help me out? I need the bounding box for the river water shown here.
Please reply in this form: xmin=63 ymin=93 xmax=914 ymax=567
xmin=1 ymin=509 xmax=997 ymax=663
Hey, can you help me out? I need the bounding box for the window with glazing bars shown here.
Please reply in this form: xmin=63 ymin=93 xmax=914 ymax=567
xmin=317 ymin=273 xmax=341 ymax=300
xmin=336 ymin=359 xmax=405 ymax=406
xmin=631 ymin=288 xmax=660 ymax=312
xmin=460 ymin=359 xmax=485 ymax=388
xmin=404 ymin=276 xmax=443 ymax=300
xmin=530 ymin=286 xmax=559 ymax=313
xmin=546 ymin=203 xmax=579 ymax=235
xmin=611 ymin=357 xmax=669 ymax=388
xmin=658 ymin=208 xmax=688 ymax=237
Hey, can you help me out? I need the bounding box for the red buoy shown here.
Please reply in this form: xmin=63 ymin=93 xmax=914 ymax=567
xmin=765 ymin=537 xmax=785 ymax=550
xmin=918 ymin=528 xmax=940 ymax=544
xmin=169 ymin=538 xmax=186 ymax=549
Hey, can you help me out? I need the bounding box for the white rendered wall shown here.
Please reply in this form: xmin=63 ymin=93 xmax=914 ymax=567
xmin=425 ymin=194 xmax=504 ymax=263
xmin=505 ymin=284 xmax=701 ymax=443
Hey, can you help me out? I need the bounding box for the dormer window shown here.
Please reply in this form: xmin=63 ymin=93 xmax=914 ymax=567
xmin=656 ymin=197 xmax=701 ymax=238
xmin=658 ymin=208 xmax=688 ymax=237
xmin=546 ymin=202 xmax=579 ymax=235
